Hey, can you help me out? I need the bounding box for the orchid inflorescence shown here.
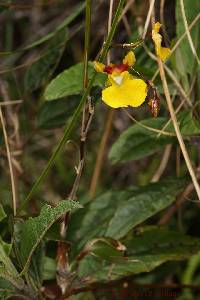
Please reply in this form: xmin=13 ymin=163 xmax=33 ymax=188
xmin=93 ymin=22 xmax=170 ymax=117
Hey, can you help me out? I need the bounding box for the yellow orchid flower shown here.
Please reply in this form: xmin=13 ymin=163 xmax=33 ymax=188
xmin=152 ymin=22 xmax=171 ymax=62
xmin=93 ymin=51 xmax=147 ymax=108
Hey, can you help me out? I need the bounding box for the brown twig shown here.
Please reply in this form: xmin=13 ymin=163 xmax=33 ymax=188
xmin=148 ymin=4 xmax=200 ymax=200
xmin=0 ymin=106 xmax=17 ymax=216
xmin=0 ymin=100 xmax=23 ymax=106
xmin=147 ymin=0 xmax=200 ymax=202
xmin=123 ymin=109 xmax=175 ymax=137
xmin=157 ymin=59 xmax=200 ymax=200
xmin=142 ymin=0 xmax=156 ymax=39
xmin=0 ymin=80 xmax=22 ymax=215
xmin=56 ymin=0 xmax=93 ymax=294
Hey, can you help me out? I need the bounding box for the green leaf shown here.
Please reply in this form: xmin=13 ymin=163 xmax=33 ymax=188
xmin=0 ymin=238 xmax=11 ymax=257
xmin=0 ymin=277 xmax=15 ymax=300
xmin=67 ymin=189 xmax=135 ymax=255
xmin=41 ymin=256 xmax=56 ymax=281
xmin=176 ymin=0 xmax=200 ymax=75
xmin=109 ymin=117 xmax=174 ymax=163
xmin=68 ymin=179 xmax=186 ymax=253
xmin=0 ymin=266 xmax=23 ymax=291
xmin=83 ymin=238 xmax=125 ymax=262
xmin=109 ymin=112 xmax=200 ymax=164
xmin=20 ymin=200 xmax=82 ymax=273
xmin=0 ymin=205 xmax=6 ymax=222
xmin=44 ymin=62 xmax=106 ymax=101
xmin=24 ymin=29 xmax=67 ymax=92
xmin=164 ymin=111 xmax=200 ymax=136
xmin=37 ymin=96 xmax=80 ymax=129
xmin=0 ymin=240 xmax=24 ymax=290
xmin=105 ymin=179 xmax=186 ymax=239
xmin=78 ymin=227 xmax=200 ymax=283
xmin=178 ymin=111 xmax=200 ymax=135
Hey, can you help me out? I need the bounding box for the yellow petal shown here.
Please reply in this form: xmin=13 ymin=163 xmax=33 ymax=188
xmin=123 ymin=51 xmax=136 ymax=66
xmin=152 ymin=29 xmax=162 ymax=52
xmin=93 ymin=61 xmax=105 ymax=73
xmin=154 ymin=22 xmax=161 ymax=33
xmin=152 ymin=22 xmax=171 ymax=62
xmin=102 ymin=78 xmax=147 ymax=108
xmin=159 ymin=47 xmax=171 ymax=62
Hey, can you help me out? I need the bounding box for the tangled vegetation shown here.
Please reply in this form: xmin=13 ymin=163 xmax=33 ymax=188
xmin=0 ymin=0 xmax=200 ymax=299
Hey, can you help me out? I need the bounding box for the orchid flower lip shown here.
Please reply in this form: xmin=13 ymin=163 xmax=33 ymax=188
xmin=93 ymin=51 xmax=148 ymax=108
xmin=104 ymin=63 xmax=129 ymax=74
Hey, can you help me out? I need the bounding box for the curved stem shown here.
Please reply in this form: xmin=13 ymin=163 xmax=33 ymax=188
xmin=158 ymin=59 xmax=200 ymax=201
xmin=19 ymin=0 xmax=126 ymax=211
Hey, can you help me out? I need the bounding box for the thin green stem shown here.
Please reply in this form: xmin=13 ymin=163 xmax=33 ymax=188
xmin=83 ymin=0 xmax=91 ymax=89
xmin=19 ymin=0 xmax=125 ymax=212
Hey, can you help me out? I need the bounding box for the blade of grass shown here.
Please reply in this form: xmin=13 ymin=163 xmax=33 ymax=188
xmin=158 ymin=59 xmax=200 ymax=201
xmin=0 ymin=107 xmax=17 ymax=216
xmin=179 ymin=0 xmax=200 ymax=66
xmin=19 ymin=0 xmax=126 ymax=212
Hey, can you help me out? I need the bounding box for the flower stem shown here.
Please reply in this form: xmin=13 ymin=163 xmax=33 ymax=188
xmin=19 ymin=0 xmax=126 ymax=212
xmin=158 ymin=59 xmax=200 ymax=200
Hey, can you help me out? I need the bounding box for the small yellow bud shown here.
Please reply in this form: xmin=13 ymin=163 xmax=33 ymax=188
xmin=93 ymin=61 xmax=105 ymax=73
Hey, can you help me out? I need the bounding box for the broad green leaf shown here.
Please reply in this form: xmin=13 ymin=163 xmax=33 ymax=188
xmin=44 ymin=62 xmax=106 ymax=100
xmin=176 ymin=0 xmax=200 ymax=75
xmin=25 ymin=29 xmax=67 ymax=92
xmin=68 ymin=179 xmax=186 ymax=253
xmin=109 ymin=113 xmax=200 ymax=164
xmin=20 ymin=200 xmax=82 ymax=273
xmin=105 ymin=179 xmax=186 ymax=239
xmin=109 ymin=117 xmax=174 ymax=163
xmin=37 ymin=96 xmax=80 ymax=129
xmin=77 ymin=227 xmax=200 ymax=283
xmin=67 ymin=189 xmax=136 ymax=255
xmin=0 ymin=205 xmax=6 ymax=222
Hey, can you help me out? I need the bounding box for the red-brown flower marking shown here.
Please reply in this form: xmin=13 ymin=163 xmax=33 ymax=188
xmin=104 ymin=63 xmax=129 ymax=74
